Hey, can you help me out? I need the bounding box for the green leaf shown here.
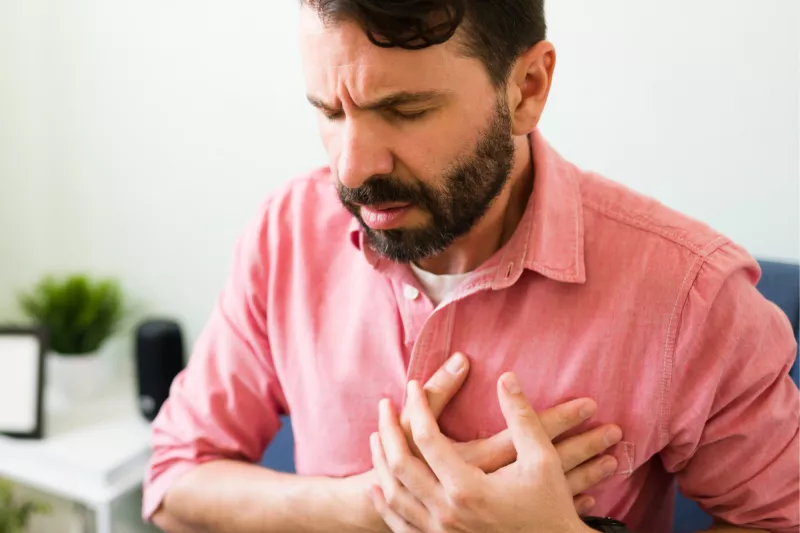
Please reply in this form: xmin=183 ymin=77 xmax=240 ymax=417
xmin=16 ymin=274 xmax=127 ymax=355
xmin=0 ymin=478 xmax=50 ymax=532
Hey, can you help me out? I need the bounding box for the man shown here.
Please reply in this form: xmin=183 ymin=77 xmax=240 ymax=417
xmin=143 ymin=1 xmax=800 ymax=532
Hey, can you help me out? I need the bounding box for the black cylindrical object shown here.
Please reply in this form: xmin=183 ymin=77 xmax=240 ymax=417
xmin=134 ymin=318 xmax=186 ymax=422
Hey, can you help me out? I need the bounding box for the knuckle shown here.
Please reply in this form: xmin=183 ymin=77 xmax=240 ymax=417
xmin=388 ymin=456 xmax=411 ymax=478
xmin=407 ymin=442 xmax=423 ymax=460
xmin=593 ymin=438 xmax=612 ymax=457
xmin=453 ymin=441 xmax=474 ymax=463
xmin=436 ymin=509 xmax=459 ymax=530
xmin=527 ymin=449 xmax=560 ymax=472
xmin=554 ymin=407 xmax=573 ymax=429
xmin=514 ymin=404 xmax=535 ymax=420
xmin=577 ymin=466 xmax=601 ymax=488
xmin=583 ymin=435 xmax=606 ymax=458
xmin=542 ymin=403 xmax=583 ymax=437
xmin=383 ymin=485 xmax=399 ymax=506
xmin=424 ymin=378 xmax=447 ymax=397
xmin=414 ymin=425 xmax=438 ymax=446
xmin=390 ymin=519 xmax=413 ymax=533
xmin=589 ymin=465 xmax=608 ymax=484
xmin=398 ymin=416 xmax=411 ymax=434
xmin=446 ymin=486 xmax=472 ymax=507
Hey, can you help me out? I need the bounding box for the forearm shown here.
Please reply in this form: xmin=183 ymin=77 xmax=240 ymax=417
xmin=152 ymin=459 xmax=378 ymax=533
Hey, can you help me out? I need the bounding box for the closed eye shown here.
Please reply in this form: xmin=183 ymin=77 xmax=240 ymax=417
xmin=322 ymin=110 xmax=344 ymax=121
xmin=387 ymin=109 xmax=429 ymax=121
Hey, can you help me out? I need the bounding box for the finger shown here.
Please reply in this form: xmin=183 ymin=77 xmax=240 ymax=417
xmin=421 ymin=352 xmax=469 ymax=419
xmin=556 ymin=424 xmax=622 ymax=472
xmin=538 ymin=398 xmax=597 ymax=440
xmin=454 ymin=429 xmax=516 ymax=473
xmin=370 ymin=485 xmax=424 ymax=533
xmin=566 ymin=455 xmax=618 ymax=495
xmin=380 ymin=398 xmax=414 ymax=458
xmin=573 ymin=494 xmax=596 ymax=516
xmin=460 ymin=398 xmax=600 ymax=473
xmin=370 ymin=433 xmax=433 ymax=531
xmin=407 ymin=380 xmax=476 ymax=487
xmin=400 ymin=353 xmax=469 ymax=462
xmin=497 ymin=372 xmax=554 ymax=465
xmin=378 ymin=398 xmax=445 ymax=505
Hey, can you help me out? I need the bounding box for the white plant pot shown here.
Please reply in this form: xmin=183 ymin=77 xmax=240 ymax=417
xmin=47 ymin=343 xmax=111 ymax=403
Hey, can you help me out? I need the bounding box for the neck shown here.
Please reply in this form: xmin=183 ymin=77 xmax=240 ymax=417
xmin=416 ymin=135 xmax=533 ymax=275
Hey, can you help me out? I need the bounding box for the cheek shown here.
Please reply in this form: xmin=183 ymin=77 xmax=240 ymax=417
xmin=393 ymin=118 xmax=477 ymax=180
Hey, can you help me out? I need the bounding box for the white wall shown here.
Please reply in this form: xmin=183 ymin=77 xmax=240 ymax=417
xmin=0 ymin=0 xmax=57 ymax=319
xmin=540 ymin=1 xmax=799 ymax=264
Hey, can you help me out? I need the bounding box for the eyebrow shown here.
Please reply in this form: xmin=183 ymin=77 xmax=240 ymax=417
xmin=306 ymin=90 xmax=451 ymax=112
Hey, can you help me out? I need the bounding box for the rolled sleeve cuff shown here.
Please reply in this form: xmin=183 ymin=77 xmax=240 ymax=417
xmin=141 ymin=460 xmax=199 ymax=522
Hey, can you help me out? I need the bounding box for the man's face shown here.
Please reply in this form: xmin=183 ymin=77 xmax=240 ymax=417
xmin=300 ymin=8 xmax=515 ymax=263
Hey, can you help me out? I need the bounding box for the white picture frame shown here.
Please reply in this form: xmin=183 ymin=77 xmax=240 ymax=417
xmin=0 ymin=327 xmax=46 ymax=439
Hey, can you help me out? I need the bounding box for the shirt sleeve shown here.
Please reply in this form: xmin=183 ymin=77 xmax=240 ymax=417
xmin=660 ymin=243 xmax=799 ymax=532
xmin=141 ymin=202 xmax=286 ymax=521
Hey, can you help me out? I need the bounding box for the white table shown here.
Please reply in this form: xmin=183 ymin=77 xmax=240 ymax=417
xmin=0 ymin=378 xmax=152 ymax=533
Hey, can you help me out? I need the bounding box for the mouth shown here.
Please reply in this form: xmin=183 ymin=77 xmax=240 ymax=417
xmin=358 ymin=202 xmax=413 ymax=230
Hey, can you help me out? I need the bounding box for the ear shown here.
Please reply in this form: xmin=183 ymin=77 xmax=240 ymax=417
xmin=506 ymin=40 xmax=556 ymax=135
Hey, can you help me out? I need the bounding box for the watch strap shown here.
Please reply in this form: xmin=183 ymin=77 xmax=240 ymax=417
xmin=582 ymin=516 xmax=631 ymax=532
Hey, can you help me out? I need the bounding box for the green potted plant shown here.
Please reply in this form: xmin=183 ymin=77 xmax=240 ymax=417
xmin=0 ymin=479 xmax=50 ymax=533
xmin=18 ymin=274 xmax=126 ymax=402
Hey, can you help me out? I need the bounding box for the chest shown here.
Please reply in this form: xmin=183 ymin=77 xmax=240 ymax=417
xmin=268 ymin=271 xmax=668 ymax=478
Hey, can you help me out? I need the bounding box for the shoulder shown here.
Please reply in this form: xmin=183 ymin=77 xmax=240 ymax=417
xmin=573 ymin=167 xmax=762 ymax=290
xmin=244 ymin=166 xmax=352 ymax=240
xmin=231 ymin=166 xmax=354 ymax=270
xmin=258 ymin=166 xmax=348 ymax=226
xmin=577 ymin=170 xmax=732 ymax=259
xmin=569 ymin=164 xmax=767 ymax=354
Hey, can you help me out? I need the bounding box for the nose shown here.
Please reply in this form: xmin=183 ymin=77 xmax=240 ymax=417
xmin=336 ymin=119 xmax=394 ymax=189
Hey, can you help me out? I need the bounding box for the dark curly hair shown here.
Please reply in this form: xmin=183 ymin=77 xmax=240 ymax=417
xmin=302 ymin=0 xmax=546 ymax=88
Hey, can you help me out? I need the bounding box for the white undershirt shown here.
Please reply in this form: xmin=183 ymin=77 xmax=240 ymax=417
xmin=409 ymin=263 xmax=471 ymax=306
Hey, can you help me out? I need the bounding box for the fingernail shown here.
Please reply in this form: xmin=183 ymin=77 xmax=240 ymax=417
xmin=501 ymin=373 xmax=520 ymax=394
xmin=582 ymin=497 xmax=595 ymax=513
xmin=379 ymin=398 xmax=391 ymax=415
xmin=446 ymin=353 xmax=466 ymax=373
xmin=602 ymin=457 xmax=617 ymax=478
xmin=579 ymin=402 xmax=593 ymax=420
xmin=604 ymin=427 xmax=622 ymax=446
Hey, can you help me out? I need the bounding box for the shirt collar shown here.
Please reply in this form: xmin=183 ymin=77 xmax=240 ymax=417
xmin=348 ymin=129 xmax=586 ymax=284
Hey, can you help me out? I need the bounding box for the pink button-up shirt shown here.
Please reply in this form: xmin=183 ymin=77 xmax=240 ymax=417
xmin=143 ymin=131 xmax=799 ymax=533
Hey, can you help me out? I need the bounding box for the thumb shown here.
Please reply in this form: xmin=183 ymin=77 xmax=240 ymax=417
xmin=497 ymin=372 xmax=552 ymax=465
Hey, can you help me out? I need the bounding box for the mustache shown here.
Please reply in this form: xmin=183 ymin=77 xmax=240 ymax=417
xmin=338 ymin=175 xmax=425 ymax=206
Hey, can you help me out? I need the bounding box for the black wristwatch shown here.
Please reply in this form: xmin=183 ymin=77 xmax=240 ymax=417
xmin=582 ymin=516 xmax=632 ymax=532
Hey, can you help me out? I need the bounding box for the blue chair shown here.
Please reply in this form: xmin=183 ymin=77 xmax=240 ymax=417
xmin=673 ymin=260 xmax=800 ymax=532
xmin=260 ymin=414 xmax=296 ymax=473
xmin=259 ymin=260 xmax=800 ymax=531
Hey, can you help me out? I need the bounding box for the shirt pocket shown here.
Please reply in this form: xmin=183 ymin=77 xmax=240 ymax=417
xmin=609 ymin=440 xmax=636 ymax=477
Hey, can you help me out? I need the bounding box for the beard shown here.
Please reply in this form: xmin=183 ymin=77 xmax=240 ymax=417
xmin=337 ymin=95 xmax=515 ymax=263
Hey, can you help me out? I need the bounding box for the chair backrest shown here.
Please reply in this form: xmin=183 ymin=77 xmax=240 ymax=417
xmin=755 ymin=260 xmax=799 ymax=383
xmin=673 ymin=259 xmax=799 ymax=533
xmin=260 ymin=415 xmax=296 ymax=473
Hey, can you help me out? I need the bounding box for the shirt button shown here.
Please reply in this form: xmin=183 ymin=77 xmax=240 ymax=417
xmin=403 ymin=284 xmax=420 ymax=301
